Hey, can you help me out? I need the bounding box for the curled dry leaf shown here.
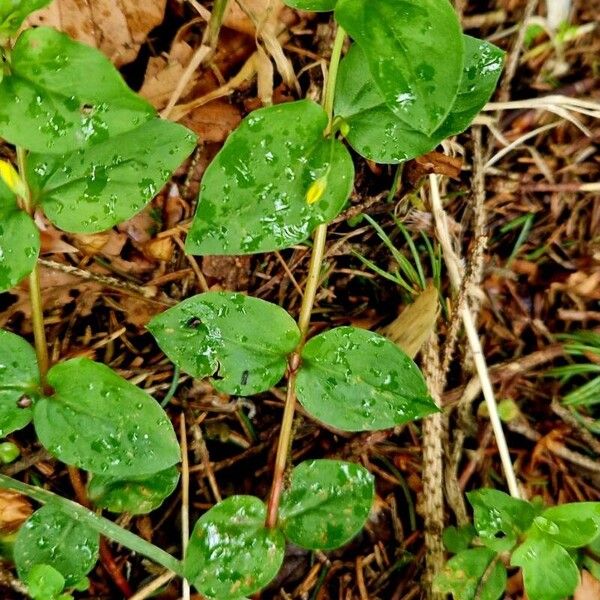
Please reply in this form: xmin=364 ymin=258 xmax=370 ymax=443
xmin=0 ymin=490 xmax=33 ymax=535
xmin=380 ymin=284 xmax=439 ymax=359
xmin=223 ymin=0 xmax=284 ymax=36
xmin=180 ymin=101 xmax=242 ymax=142
xmin=139 ymin=39 xmax=195 ymax=110
xmin=575 ymin=571 xmax=600 ymax=600
xmin=27 ymin=0 xmax=167 ymax=66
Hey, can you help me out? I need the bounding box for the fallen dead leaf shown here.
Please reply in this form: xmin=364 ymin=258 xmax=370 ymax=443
xmin=380 ymin=284 xmax=439 ymax=358
xmin=180 ymin=100 xmax=241 ymax=142
xmin=139 ymin=39 xmax=195 ymax=110
xmin=28 ymin=0 xmax=167 ymax=66
xmin=0 ymin=490 xmax=33 ymax=534
xmin=575 ymin=571 xmax=600 ymax=600
xmin=223 ymin=0 xmax=284 ymax=36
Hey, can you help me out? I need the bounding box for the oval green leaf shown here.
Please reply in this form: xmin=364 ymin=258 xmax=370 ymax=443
xmin=511 ymin=535 xmax=580 ymax=600
xmin=283 ymin=0 xmax=336 ymax=10
xmin=148 ymin=292 xmax=300 ymax=395
xmin=434 ymin=548 xmax=506 ymax=600
xmin=0 ymin=178 xmax=39 ymax=292
xmin=280 ymin=459 xmax=374 ymax=550
xmin=24 ymin=564 xmax=65 ymax=600
xmin=0 ymin=27 xmax=155 ymax=154
xmin=296 ymin=326 xmax=437 ymax=431
xmin=334 ymin=0 xmax=464 ymax=135
xmin=15 ymin=505 xmax=99 ymax=586
xmin=184 ymin=495 xmax=285 ymax=599
xmin=185 ymin=100 xmax=354 ymax=255
xmin=26 ymin=118 xmax=196 ymax=233
xmin=540 ymin=502 xmax=600 ymax=547
xmin=467 ymin=488 xmax=535 ymax=552
xmin=87 ymin=466 xmax=180 ymax=514
xmin=0 ymin=329 xmax=39 ymax=436
xmin=0 ymin=0 xmax=52 ymax=37
xmin=334 ymin=37 xmax=504 ymax=164
xmin=33 ymin=358 xmax=180 ymax=477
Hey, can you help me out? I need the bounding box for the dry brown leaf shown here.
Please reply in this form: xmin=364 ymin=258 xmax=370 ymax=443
xmin=143 ymin=237 xmax=174 ymax=262
xmin=380 ymin=284 xmax=439 ymax=358
xmin=35 ymin=212 xmax=79 ymax=255
xmin=575 ymin=571 xmax=600 ymax=600
xmin=28 ymin=0 xmax=167 ymax=66
xmin=139 ymin=40 xmax=195 ymax=110
xmin=180 ymin=101 xmax=241 ymax=142
xmin=0 ymin=490 xmax=33 ymax=534
xmin=223 ymin=0 xmax=283 ymax=36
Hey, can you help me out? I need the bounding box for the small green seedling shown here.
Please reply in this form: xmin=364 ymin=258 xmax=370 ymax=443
xmin=0 ymin=1 xmax=561 ymax=599
xmin=436 ymin=489 xmax=600 ymax=600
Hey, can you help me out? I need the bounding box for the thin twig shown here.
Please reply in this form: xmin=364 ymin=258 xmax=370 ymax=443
xmin=429 ymin=174 xmax=521 ymax=499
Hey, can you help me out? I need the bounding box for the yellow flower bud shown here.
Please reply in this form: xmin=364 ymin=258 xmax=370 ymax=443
xmin=0 ymin=160 xmax=26 ymax=198
xmin=306 ymin=175 xmax=328 ymax=206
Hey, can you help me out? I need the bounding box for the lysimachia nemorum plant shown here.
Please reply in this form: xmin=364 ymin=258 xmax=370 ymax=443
xmin=0 ymin=0 xmax=514 ymax=598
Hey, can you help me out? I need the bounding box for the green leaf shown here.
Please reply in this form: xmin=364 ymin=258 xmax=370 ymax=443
xmin=15 ymin=505 xmax=99 ymax=586
xmin=0 ymin=0 xmax=51 ymax=37
xmin=434 ymin=548 xmax=506 ymax=600
xmin=0 ymin=27 xmax=155 ymax=154
xmin=295 ymin=326 xmax=437 ymax=432
xmin=26 ymin=118 xmax=196 ymax=233
xmin=443 ymin=524 xmax=477 ymax=554
xmin=539 ymin=503 xmax=600 ymax=547
xmin=0 ymin=178 xmax=40 ymax=291
xmin=511 ymin=535 xmax=580 ymax=600
xmin=148 ymin=292 xmax=300 ymax=395
xmin=0 ymin=329 xmax=39 ymax=436
xmin=185 ymin=100 xmax=354 ymax=255
xmin=184 ymin=495 xmax=285 ymax=599
xmin=436 ymin=36 xmax=505 ymax=138
xmin=280 ymin=459 xmax=374 ymax=550
xmin=334 ymin=0 xmax=464 ymax=135
xmin=88 ymin=466 xmax=180 ymax=514
xmin=334 ymin=36 xmax=504 ymax=164
xmin=283 ymin=0 xmax=336 ymax=10
xmin=24 ymin=564 xmax=65 ymax=600
xmin=467 ymin=488 xmax=535 ymax=552
xmin=33 ymin=358 xmax=180 ymax=477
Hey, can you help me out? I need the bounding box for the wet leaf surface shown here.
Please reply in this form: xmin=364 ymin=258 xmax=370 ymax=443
xmin=0 ymin=27 xmax=155 ymax=154
xmin=512 ymin=535 xmax=580 ymax=600
xmin=467 ymin=488 xmax=536 ymax=552
xmin=15 ymin=504 xmax=99 ymax=586
xmin=0 ymin=178 xmax=39 ymax=292
xmin=334 ymin=36 xmax=503 ymax=163
xmin=87 ymin=466 xmax=180 ymax=514
xmin=434 ymin=547 xmax=506 ymax=600
xmin=280 ymin=459 xmax=374 ymax=549
xmin=185 ymin=100 xmax=354 ymax=255
xmin=148 ymin=292 xmax=300 ymax=395
xmin=296 ymin=326 xmax=437 ymax=431
xmin=538 ymin=503 xmax=600 ymax=547
xmin=184 ymin=495 xmax=285 ymax=599
xmin=0 ymin=329 xmax=39 ymax=437
xmin=335 ymin=0 xmax=464 ymax=135
xmin=27 ymin=118 xmax=196 ymax=233
xmin=33 ymin=358 xmax=180 ymax=477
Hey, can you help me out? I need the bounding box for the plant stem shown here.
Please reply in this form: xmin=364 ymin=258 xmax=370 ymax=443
xmin=16 ymin=147 xmax=50 ymax=384
xmin=265 ymin=25 xmax=347 ymax=529
xmin=0 ymin=474 xmax=185 ymax=575
xmin=324 ymin=25 xmax=346 ymax=133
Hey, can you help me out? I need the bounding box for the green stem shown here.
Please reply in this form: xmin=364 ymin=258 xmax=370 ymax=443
xmin=205 ymin=0 xmax=229 ymax=50
xmin=265 ymin=25 xmax=347 ymax=529
xmin=324 ymin=25 xmax=346 ymax=134
xmin=0 ymin=474 xmax=185 ymax=576
xmin=16 ymin=147 xmax=50 ymax=385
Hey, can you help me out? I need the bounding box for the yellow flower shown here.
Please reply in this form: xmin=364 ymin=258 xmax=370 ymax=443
xmin=306 ymin=175 xmax=328 ymax=205
xmin=0 ymin=160 xmax=26 ymax=198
